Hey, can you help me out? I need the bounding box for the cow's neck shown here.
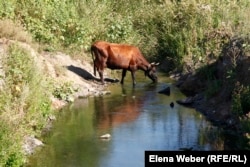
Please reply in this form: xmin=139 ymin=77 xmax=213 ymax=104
xmin=136 ymin=55 xmax=150 ymax=72
xmin=138 ymin=62 xmax=150 ymax=72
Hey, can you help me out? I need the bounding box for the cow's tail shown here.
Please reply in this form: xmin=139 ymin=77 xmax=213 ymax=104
xmin=90 ymin=46 xmax=96 ymax=76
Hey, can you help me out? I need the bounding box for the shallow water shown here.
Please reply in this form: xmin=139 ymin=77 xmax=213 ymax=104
xmin=27 ymin=73 xmax=224 ymax=167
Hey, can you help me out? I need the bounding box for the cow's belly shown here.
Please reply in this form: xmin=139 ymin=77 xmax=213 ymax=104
xmin=106 ymin=62 xmax=127 ymax=69
xmin=106 ymin=59 xmax=130 ymax=70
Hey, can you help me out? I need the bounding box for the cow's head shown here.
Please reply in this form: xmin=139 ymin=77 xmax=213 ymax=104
xmin=145 ymin=62 xmax=159 ymax=83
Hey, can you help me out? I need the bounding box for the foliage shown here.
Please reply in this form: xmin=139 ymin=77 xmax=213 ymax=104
xmin=232 ymin=82 xmax=250 ymax=146
xmin=0 ymin=19 xmax=32 ymax=43
xmin=0 ymin=0 xmax=249 ymax=70
xmin=52 ymin=82 xmax=78 ymax=102
xmin=195 ymin=63 xmax=221 ymax=98
xmin=0 ymin=44 xmax=53 ymax=166
xmin=232 ymin=83 xmax=250 ymax=117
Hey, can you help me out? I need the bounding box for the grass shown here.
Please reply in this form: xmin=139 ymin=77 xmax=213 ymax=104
xmin=0 ymin=19 xmax=32 ymax=44
xmin=0 ymin=43 xmax=53 ymax=166
xmin=1 ymin=0 xmax=249 ymax=69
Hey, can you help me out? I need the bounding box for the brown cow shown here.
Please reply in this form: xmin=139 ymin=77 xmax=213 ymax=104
xmin=90 ymin=41 xmax=159 ymax=85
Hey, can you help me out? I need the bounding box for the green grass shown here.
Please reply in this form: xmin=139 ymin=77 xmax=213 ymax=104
xmin=1 ymin=0 xmax=249 ymax=69
xmin=0 ymin=44 xmax=53 ymax=166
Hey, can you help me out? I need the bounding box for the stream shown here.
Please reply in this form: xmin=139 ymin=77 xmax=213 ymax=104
xmin=27 ymin=73 xmax=226 ymax=167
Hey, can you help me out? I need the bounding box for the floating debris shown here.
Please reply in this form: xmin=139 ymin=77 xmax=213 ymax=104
xmin=176 ymin=97 xmax=194 ymax=105
xmin=99 ymin=133 xmax=111 ymax=139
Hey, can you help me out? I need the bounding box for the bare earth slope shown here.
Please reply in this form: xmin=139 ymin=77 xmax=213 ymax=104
xmin=40 ymin=51 xmax=109 ymax=108
xmin=0 ymin=38 xmax=111 ymax=155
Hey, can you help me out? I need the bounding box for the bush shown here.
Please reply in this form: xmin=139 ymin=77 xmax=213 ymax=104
xmin=52 ymin=82 xmax=78 ymax=102
xmin=232 ymin=83 xmax=250 ymax=117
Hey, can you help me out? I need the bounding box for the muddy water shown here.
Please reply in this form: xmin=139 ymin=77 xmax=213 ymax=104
xmin=27 ymin=73 xmax=224 ymax=167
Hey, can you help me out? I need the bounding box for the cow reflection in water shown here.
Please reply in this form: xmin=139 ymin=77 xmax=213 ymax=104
xmin=94 ymin=88 xmax=143 ymax=130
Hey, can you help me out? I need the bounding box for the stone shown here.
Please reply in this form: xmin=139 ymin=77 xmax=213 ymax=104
xmin=23 ymin=136 xmax=44 ymax=155
xmin=99 ymin=133 xmax=111 ymax=139
xmin=158 ymin=87 xmax=170 ymax=96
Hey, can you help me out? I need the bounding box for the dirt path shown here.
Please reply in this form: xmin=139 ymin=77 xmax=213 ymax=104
xmin=39 ymin=51 xmax=111 ymax=109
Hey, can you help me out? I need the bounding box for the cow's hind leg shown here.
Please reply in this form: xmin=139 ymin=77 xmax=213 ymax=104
xmin=98 ymin=63 xmax=106 ymax=84
xmin=93 ymin=59 xmax=97 ymax=76
xmin=98 ymin=69 xmax=104 ymax=84
xmin=121 ymin=69 xmax=127 ymax=84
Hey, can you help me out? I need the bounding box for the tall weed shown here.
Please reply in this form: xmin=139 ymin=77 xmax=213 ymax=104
xmin=0 ymin=43 xmax=52 ymax=166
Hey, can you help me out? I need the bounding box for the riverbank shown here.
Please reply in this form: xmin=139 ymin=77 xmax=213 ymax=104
xmin=39 ymin=50 xmax=111 ymax=109
xmin=171 ymin=37 xmax=250 ymax=149
xmin=32 ymin=37 xmax=250 ymax=152
xmin=23 ymin=43 xmax=114 ymax=154
xmin=0 ymin=39 xmax=114 ymax=166
xmin=23 ymin=49 xmax=114 ymax=156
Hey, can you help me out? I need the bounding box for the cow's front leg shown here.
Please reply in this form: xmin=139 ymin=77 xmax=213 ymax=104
xmin=121 ymin=69 xmax=127 ymax=84
xmin=131 ymin=71 xmax=136 ymax=86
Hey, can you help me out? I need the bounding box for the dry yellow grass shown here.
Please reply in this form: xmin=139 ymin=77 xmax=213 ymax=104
xmin=0 ymin=19 xmax=32 ymax=43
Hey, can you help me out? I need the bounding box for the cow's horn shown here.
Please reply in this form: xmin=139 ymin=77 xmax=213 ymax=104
xmin=151 ymin=62 xmax=159 ymax=66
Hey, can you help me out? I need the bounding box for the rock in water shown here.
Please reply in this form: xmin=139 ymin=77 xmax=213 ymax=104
xmin=170 ymin=102 xmax=174 ymax=108
xmin=100 ymin=133 xmax=111 ymax=139
xmin=23 ymin=136 xmax=44 ymax=155
xmin=176 ymin=97 xmax=194 ymax=105
xmin=158 ymin=87 xmax=170 ymax=96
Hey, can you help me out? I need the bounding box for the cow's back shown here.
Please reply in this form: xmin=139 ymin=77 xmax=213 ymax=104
xmin=106 ymin=44 xmax=140 ymax=69
xmin=91 ymin=40 xmax=150 ymax=70
xmin=91 ymin=41 xmax=111 ymax=57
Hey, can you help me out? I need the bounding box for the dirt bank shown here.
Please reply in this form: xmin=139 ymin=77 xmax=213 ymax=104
xmin=0 ymin=39 xmax=114 ymax=155
xmin=26 ymin=50 xmax=113 ymax=154
xmin=173 ymin=37 xmax=250 ymax=132
xmin=39 ymin=51 xmax=112 ymax=109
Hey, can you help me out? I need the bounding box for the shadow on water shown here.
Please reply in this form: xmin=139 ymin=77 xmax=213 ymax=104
xmin=26 ymin=73 xmax=234 ymax=167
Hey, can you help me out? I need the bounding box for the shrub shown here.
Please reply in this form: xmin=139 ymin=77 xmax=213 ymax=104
xmin=52 ymin=82 xmax=78 ymax=102
xmin=232 ymin=83 xmax=250 ymax=117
